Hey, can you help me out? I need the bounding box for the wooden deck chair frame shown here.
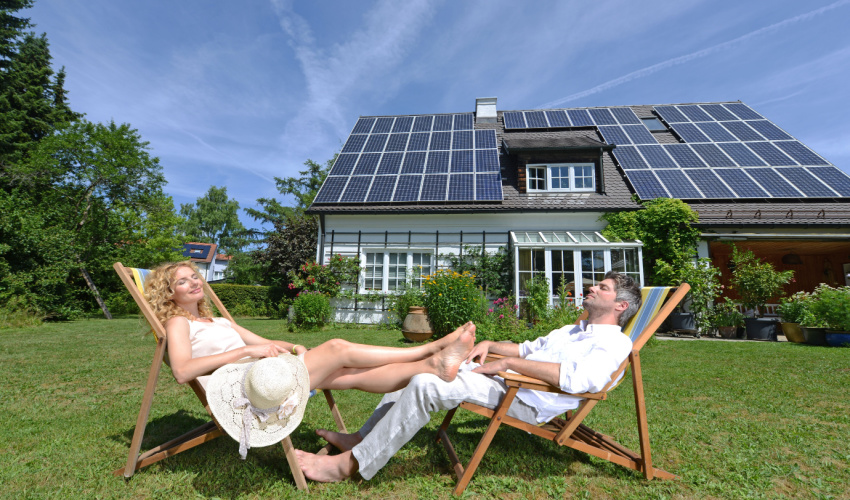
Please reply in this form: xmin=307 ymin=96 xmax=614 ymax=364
xmin=111 ymin=262 xmax=348 ymax=491
xmin=436 ymin=284 xmax=690 ymax=495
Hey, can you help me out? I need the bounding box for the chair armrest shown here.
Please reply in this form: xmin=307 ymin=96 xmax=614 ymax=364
xmin=498 ymin=371 xmax=608 ymax=400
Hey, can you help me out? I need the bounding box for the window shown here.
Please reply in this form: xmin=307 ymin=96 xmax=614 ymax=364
xmin=362 ymin=251 xmax=433 ymax=292
xmin=526 ymin=163 xmax=595 ymax=192
xmin=642 ymin=117 xmax=666 ymax=132
xmin=611 ymin=248 xmax=641 ymax=284
xmin=580 ymin=249 xmax=606 ymax=297
xmin=551 ymin=250 xmax=576 ymax=303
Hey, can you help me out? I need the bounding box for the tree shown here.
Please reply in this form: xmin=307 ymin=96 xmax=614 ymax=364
xmin=246 ymin=155 xmax=335 ymax=226
xmin=255 ymin=213 xmax=318 ymax=286
xmin=178 ymin=185 xmax=248 ymax=255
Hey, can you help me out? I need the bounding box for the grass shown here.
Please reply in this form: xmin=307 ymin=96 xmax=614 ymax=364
xmin=1 ymin=318 xmax=849 ymax=499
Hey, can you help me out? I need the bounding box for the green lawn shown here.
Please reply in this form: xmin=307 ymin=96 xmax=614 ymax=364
xmin=1 ymin=319 xmax=848 ymax=499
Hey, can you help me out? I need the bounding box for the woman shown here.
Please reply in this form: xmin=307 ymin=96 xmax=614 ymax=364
xmin=145 ymin=261 xmax=474 ymax=394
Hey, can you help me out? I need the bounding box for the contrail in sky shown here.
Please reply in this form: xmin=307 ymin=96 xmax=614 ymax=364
xmin=536 ymin=0 xmax=850 ymax=109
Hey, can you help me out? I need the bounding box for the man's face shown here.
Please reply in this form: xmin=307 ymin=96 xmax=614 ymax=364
xmin=584 ymin=278 xmax=621 ymax=313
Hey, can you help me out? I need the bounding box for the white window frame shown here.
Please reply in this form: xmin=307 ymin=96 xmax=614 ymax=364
xmin=360 ymin=250 xmax=434 ymax=293
xmin=526 ymin=163 xmax=596 ymax=193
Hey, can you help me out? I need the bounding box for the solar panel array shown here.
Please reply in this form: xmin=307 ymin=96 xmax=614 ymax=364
xmin=315 ymin=114 xmax=503 ymax=203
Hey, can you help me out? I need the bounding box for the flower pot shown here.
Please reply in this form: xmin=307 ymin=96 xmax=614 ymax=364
xmin=717 ymin=326 xmax=738 ymax=339
xmin=800 ymin=326 xmax=828 ymax=346
xmin=670 ymin=312 xmax=695 ymax=331
xmin=825 ymin=330 xmax=850 ymax=347
xmin=780 ymin=322 xmax=806 ymax=343
xmin=744 ymin=318 xmax=778 ymax=341
xmin=402 ymin=306 xmax=434 ymax=342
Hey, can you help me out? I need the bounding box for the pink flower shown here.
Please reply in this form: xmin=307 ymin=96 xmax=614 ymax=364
xmin=498 ymin=314 xmax=504 ymax=319
xmin=288 ymin=283 xmax=295 ymax=289
xmin=488 ymin=308 xmax=494 ymax=313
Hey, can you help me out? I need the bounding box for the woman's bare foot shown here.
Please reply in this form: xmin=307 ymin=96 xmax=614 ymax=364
xmin=316 ymin=429 xmax=362 ymax=452
xmin=295 ymin=449 xmax=357 ymax=483
xmin=431 ymin=321 xmax=472 ymax=351
xmin=431 ymin=328 xmax=475 ymax=381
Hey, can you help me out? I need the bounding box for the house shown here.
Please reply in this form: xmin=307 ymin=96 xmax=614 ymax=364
xmin=182 ymin=242 xmax=231 ymax=282
xmin=308 ymin=97 xmax=850 ymax=322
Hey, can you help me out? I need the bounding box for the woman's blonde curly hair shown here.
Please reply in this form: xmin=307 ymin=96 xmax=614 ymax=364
xmin=145 ymin=261 xmax=213 ymax=325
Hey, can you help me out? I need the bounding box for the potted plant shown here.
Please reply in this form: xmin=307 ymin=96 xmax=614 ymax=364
xmin=655 ymin=257 xmax=721 ymax=337
xmin=388 ymin=274 xmax=431 ymax=342
xmin=711 ymin=297 xmax=744 ymax=338
xmin=728 ymin=246 xmax=794 ymax=341
xmin=776 ymin=292 xmax=810 ymax=343
xmin=809 ymin=285 xmax=850 ymax=347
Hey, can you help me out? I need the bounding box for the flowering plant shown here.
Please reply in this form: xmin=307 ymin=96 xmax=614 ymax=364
xmin=808 ymin=284 xmax=850 ymax=331
xmin=421 ymin=269 xmax=485 ymax=338
xmin=477 ymin=297 xmax=524 ymax=341
xmin=287 ymin=254 xmax=361 ymax=298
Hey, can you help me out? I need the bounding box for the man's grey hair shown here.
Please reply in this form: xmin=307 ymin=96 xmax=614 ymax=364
xmin=604 ymin=271 xmax=642 ymax=327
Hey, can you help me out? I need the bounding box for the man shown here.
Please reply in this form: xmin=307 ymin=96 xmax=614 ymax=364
xmin=295 ymin=271 xmax=642 ymax=482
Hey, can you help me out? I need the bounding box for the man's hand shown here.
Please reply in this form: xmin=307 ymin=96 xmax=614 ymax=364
xmin=465 ymin=340 xmax=494 ymax=364
xmin=471 ymin=357 xmax=510 ymax=375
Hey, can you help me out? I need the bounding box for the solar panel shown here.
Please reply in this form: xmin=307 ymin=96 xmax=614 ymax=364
xmin=699 ymin=104 xmax=738 ymax=121
xmin=589 ymin=108 xmax=617 ymax=125
xmin=352 ymin=117 xmax=375 ymax=134
xmin=776 ymin=167 xmax=837 ymax=197
xmin=745 ymin=120 xmax=792 ymax=140
xmin=433 ymin=115 xmax=453 ymax=131
xmin=451 ymin=150 xmax=473 ymax=173
xmin=407 ymin=132 xmax=430 ymax=151
xmin=637 ymin=145 xmax=677 ymax=168
xmin=385 ymin=133 xmax=409 ymax=152
xmin=671 ymin=122 xmax=711 ymax=143
xmin=474 ymin=129 xmax=497 ymax=149
xmin=393 ymin=175 xmax=422 ymax=201
xmin=713 ymin=168 xmax=770 ymax=198
xmin=567 ymin=109 xmax=593 ymax=126
xmin=453 ymin=114 xmax=473 ymax=131
xmin=429 ymin=131 xmax=452 ymax=150
xmin=684 ymin=169 xmax=735 ymax=198
xmin=448 ymin=173 xmax=474 ymax=201
xmin=475 ymin=173 xmax=503 ymax=200
xmin=401 ymin=151 xmax=426 ymax=174
xmin=314 ymin=177 xmax=348 ymax=203
xmin=342 ymin=134 xmax=368 ymax=153
xmin=678 ymin=105 xmax=713 ymax=122
xmin=452 ymin=130 xmax=473 ymax=150
xmin=503 ymin=112 xmax=526 ymax=129
xmin=613 ymin=146 xmax=649 ymax=169
xmin=748 ymin=168 xmax=802 ymax=197
xmin=746 ymin=142 xmax=797 ymax=166
xmin=376 ymin=152 xmax=403 ymax=175
xmin=610 ymin=107 xmax=642 ymax=124
xmin=475 ymin=149 xmax=500 ymax=172
xmin=366 ymin=176 xmax=397 ymax=202
xmin=724 ymin=103 xmax=763 ymax=120
xmin=524 ymin=111 xmax=549 ymax=128
xmin=545 ymin=110 xmax=570 ymax=127
xmin=774 ymin=141 xmax=829 ymax=165
xmin=392 ymin=116 xmax=413 ymax=133
xmin=329 ymin=154 xmax=358 ymax=176
xmin=622 ymin=124 xmax=658 ymax=144
xmin=808 ymin=166 xmax=850 ymax=196
xmin=656 ymin=169 xmax=703 ymax=199
xmin=340 ymin=176 xmax=372 ymax=202
xmin=664 ymin=144 xmax=708 ymax=168
xmin=352 ymin=153 xmax=380 ymax=175
xmin=363 ymin=134 xmax=388 ymax=152
xmin=691 ymin=143 xmax=736 ymax=168
xmin=721 ymin=121 xmax=765 ymax=141
xmin=412 ymin=115 xmax=433 ymax=132
xmin=420 ymin=174 xmax=448 ymax=201
xmin=718 ymin=142 xmax=766 ymax=166
xmin=654 ymin=106 xmax=689 ymax=123
xmin=695 ymin=121 xmax=737 ymax=142
xmin=373 ymin=117 xmax=394 ymax=133
xmin=628 ymin=170 xmax=669 ymax=199
xmin=426 ymin=151 xmax=450 ymax=173
xmin=598 ymin=126 xmax=632 ymax=145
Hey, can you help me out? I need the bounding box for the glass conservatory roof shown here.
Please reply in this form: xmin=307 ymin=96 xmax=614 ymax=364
xmin=510 ymin=231 xmax=640 ymax=246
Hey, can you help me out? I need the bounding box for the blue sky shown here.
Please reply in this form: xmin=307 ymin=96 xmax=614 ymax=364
xmin=27 ymin=0 xmax=850 ymax=230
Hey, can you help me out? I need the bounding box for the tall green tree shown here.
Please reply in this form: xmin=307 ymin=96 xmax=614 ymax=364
xmin=246 ymin=155 xmax=335 ymax=226
xmin=178 ymin=185 xmax=248 ymax=255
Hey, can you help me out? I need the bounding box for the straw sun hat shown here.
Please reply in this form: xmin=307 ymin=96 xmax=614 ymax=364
xmin=207 ymin=354 xmax=310 ymax=459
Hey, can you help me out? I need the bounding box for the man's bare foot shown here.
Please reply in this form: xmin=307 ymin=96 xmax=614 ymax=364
xmin=432 ymin=328 xmax=475 ymax=382
xmin=295 ymin=449 xmax=357 ymax=483
xmin=316 ymin=429 xmax=362 ymax=452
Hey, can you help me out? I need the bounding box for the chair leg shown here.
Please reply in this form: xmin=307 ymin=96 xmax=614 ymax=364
xmin=282 ymin=435 xmax=309 ymax=491
xmin=630 ymin=352 xmax=654 ymax=479
xmin=123 ymin=339 xmax=167 ymax=478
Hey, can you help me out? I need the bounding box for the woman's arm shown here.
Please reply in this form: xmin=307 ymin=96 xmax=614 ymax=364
xmin=230 ymin=322 xmax=308 ymax=355
xmin=166 ymin=317 xmax=288 ymax=384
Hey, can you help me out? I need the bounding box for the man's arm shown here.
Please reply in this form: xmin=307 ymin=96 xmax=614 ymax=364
xmin=471 ymin=357 xmax=560 ymax=387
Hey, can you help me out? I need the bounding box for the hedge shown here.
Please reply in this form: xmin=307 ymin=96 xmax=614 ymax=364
xmin=209 ymin=284 xmax=291 ymax=318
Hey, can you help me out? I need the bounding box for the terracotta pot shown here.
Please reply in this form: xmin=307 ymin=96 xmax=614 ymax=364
xmin=718 ymin=326 xmax=738 ymax=339
xmin=780 ymin=322 xmax=805 ymax=343
xmin=402 ymin=306 xmax=434 ymax=342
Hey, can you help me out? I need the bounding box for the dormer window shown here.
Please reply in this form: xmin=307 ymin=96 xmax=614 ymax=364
xmin=527 ymin=163 xmax=595 ymax=192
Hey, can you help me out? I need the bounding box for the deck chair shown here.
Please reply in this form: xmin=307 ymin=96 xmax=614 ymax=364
xmin=111 ymin=262 xmax=348 ymax=491
xmin=436 ymin=284 xmax=690 ymax=495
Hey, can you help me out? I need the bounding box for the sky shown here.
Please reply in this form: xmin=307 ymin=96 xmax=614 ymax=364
xmin=26 ymin=0 xmax=850 ymax=231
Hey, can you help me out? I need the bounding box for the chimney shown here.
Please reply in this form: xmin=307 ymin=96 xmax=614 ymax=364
xmin=475 ymin=97 xmax=497 ymax=124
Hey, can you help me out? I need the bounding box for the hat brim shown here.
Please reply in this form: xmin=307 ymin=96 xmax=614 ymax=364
xmin=206 ymin=354 xmax=310 ymax=449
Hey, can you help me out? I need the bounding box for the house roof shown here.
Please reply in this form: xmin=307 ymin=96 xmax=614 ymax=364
xmin=308 ymin=100 xmax=850 ymax=225
xmin=181 ymin=242 xmax=230 ymax=263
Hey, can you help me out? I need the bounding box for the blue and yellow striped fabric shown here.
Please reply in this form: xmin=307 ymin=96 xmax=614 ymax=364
xmin=130 ymin=268 xmax=151 ymax=294
xmin=623 ymin=287 xmax=672 ymax=342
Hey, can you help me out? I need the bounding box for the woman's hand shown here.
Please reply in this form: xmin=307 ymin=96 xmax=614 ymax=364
xmin=243 ymin=343 xmax=288 ymax=359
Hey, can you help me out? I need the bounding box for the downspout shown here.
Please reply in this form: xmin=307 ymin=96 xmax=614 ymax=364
xmin=317 ymin=214 xmax=325 ymax=263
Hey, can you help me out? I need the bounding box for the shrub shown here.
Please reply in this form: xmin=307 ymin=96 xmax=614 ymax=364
xmin=711 ymin=297 xmax=744 ymax=328
xmin=208 ymin=284 xmax=289 ymax=318
xmin=443 ymin=245 xmax=513 ymax=298
xmin=777 ymin=292 xmax=812 ymax=324
xmin=809 ymin=285 xmax=850 ymax=331
xmin=728 ymin=246 xmax=794 ymax=318
xmin=477 ymin=297 xmax=524 ymax=342
xmin=287 ymin=254 xmax=361 ymax=298
xmin=422 ymin=269 xmax=485 ymax=338
xmin=104 ymin=289 xmax=139 ymax=316
xmin=0 ymin=298 xmax=44 ymax=329
xmin=292 ymin=291 xmax=331 ymax=328
xmin=522 ymin=276 xmax=551 ymax=324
